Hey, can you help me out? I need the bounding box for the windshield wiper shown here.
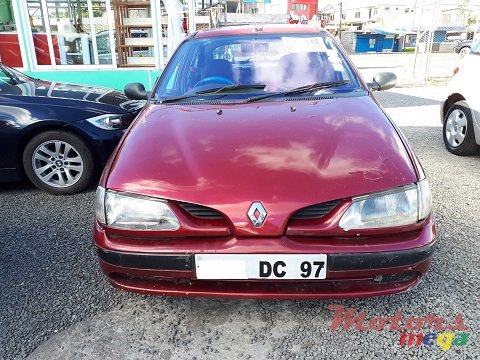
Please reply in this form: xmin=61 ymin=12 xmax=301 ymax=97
xmin=247 ymin=80 xmax=351 ymax=103
xmin=284 ymin=80 xmax=350 ymax=96
xmin=196 ymin=84 xmax=267 ymax=95
xmin=155 ymin=94 xmax=199 ymax=104
xmin=155 ymin=84 xmax=267 ymax=104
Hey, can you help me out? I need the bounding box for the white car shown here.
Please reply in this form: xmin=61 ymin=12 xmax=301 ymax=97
xmin=441 ymin=39 xmax=480 ymax=155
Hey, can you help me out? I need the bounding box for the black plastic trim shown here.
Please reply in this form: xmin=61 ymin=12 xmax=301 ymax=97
xmin=329 ymin=242 xmax=436 ymax=271
xmin=98 ymin=249 xmax=194 ymax=271
xmin=98 ymin=242 xmax=435 ymax=272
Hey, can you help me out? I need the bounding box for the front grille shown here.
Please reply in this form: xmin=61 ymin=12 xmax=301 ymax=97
xmin=290 ymin=200 xmax=342 ymax=220
xmin=177 ymin=202 xmax=225 ymax=220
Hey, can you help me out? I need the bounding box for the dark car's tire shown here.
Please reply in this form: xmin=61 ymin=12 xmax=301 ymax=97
xmin=443 ymin=101 xmax=479 ymax=156
xmin=23 ymin=130 xmax=96 ymax=194
xmin=459 ymin=46 xmax=470 ymax=57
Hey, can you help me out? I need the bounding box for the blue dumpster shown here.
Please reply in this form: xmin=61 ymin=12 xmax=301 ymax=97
xmin=355 ymin=34 xmax=385 ymax=53
xmin=382 ymin=38 xmax=399 ymax=52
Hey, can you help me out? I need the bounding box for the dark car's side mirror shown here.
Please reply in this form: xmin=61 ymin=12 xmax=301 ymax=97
xmin=124 ymin=82 xmax=148 ymax=100
xmin=368 ymin=72 xmax=397 ymax=91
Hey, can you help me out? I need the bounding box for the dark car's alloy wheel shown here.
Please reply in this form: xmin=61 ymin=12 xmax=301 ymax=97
xmin=443 ymin=101 xmax=479 ymax=156
xmin=23 ymin=130 xmax=96 ymax=194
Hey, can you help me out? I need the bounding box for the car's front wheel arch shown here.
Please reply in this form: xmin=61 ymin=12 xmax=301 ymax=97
xmin=442 ymin=93 xmax=465 ymax=123
xmin=20 ymin=126 xmax=100 ymax=194
xmin=18 ymin=124 xmax=100 ymax=172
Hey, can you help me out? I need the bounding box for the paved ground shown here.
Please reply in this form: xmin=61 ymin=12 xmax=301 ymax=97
xmin=351 ymin=52 xmax=461 ymax=85
xmin=1 ymin=86 xmax=479 ymax=360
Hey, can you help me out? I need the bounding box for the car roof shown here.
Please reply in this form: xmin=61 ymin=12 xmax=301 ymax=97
xmin=192 ymin=24 xmax=324 ymax=39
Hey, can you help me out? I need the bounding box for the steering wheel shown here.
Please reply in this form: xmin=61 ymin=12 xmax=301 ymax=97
xmin=194 ymin=76 xmax=235 ymax=88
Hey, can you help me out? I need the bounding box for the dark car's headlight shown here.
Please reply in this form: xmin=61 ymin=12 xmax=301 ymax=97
xmin=339 ymin=179 xmax=432 ymax=230
xmin=86 ymin=114 xmax=126 ymax=130
xmin=95 ymin=187 xmax=180 ymax=230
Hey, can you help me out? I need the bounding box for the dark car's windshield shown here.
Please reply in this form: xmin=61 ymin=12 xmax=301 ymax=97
xmin=0 ymin=64 xmax=33 ymax=86
xmin=153 ymin=32 xmax=362 ymax=101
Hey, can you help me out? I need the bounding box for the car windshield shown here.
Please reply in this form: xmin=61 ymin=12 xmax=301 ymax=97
xmin=0 ymin=64 xmax=32 ymax=84
xmin=154 ymin=32 xmax=362 ymax=101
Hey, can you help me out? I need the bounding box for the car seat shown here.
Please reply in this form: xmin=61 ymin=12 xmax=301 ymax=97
xmin=202 ymin=58 xmax=234 ymax=83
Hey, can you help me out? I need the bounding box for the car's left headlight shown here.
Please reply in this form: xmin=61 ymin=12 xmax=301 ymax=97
xmin=95 ymin=187 xmax=180 ymax=230
xmin=86 ymin=114 xmax=125 ymax=130
xmin=339 ymin=179 xmax=432 ymax=230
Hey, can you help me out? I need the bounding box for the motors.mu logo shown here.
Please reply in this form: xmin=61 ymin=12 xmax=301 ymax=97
xmin=328 ymin=305 xmax=471 ymax=351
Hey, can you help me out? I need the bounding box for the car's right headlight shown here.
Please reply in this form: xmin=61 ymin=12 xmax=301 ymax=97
xmin=95 ymin=187 xmax=180 ymax=230
xmin=339 ymin=179 xmax=432 ymax=230
xmin=86 ymin=114 xmax=125 ymax=130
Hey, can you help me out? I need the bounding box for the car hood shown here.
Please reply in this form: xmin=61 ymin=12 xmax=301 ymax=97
xmin=23 ymin=79 xmax=144 ymax=113
xmin=106 ymin=95 xmax=418 ymax=235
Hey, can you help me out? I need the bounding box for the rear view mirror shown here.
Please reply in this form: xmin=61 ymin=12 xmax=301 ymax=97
xmin=124 ymin=82 xmax=148 ymax=100
xmin=368 ymin=72 xmax=397 ymax=91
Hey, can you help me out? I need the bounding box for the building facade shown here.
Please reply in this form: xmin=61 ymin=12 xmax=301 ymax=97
xmin=0 ymin=0 xmax=197 ymax=90
xmin=287 ymin=0 xmax=317 ymax=20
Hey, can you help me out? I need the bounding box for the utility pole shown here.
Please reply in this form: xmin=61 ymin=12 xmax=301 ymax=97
xmin=223 ymin=0 xmax=227 ymax=25
xmin=339 ymin=1 xmax=343 ymax=40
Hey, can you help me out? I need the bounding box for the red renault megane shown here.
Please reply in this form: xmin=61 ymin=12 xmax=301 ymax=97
xmin=94 ymin=25 xmax=436 ymax=299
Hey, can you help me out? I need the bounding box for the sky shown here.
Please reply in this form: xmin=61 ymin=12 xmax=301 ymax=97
xmin=318 ymin=0 xmax=480 ymax=11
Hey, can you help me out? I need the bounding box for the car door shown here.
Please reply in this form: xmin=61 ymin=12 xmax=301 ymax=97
xmin=0 ymin=66 xmax=38 ymax=180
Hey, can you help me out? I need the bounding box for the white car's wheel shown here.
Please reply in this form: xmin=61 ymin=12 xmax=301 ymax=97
xmin=443 ymin=101 xmax=479 ymax=156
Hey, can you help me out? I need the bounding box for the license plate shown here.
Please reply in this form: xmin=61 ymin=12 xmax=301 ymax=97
xmin=194 ymin=254 xmax=327 ymax=280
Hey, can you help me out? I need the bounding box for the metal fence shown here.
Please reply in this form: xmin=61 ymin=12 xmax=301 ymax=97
xmin=412 ymin=1 xmax=480 ymax=81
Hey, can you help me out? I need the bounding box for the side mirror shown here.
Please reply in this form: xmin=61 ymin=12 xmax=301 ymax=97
xmin=124 ymin=82 xmax=148 ymax=100
xmin=368 ymin=72 xmax=397 ymax=91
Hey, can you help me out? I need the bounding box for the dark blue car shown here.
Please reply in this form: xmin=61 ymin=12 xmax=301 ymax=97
xmin=0 ymin=63 xmax=143 ymax=194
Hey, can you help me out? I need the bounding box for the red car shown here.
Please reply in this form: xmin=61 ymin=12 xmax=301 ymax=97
xmin=94 ymin=25 xmax=436 ymax=299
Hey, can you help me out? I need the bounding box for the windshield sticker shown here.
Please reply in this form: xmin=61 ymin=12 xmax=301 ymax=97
xmin=282 ymin=37 xmax=328 ymax=53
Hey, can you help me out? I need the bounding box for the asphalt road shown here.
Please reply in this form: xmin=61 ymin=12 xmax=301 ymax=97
xmin=1 ymin=86 xmax=479 ymax=360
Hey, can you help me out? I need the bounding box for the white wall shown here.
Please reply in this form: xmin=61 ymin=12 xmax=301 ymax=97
xmin=265 ymin=0 xmax=288 ymax=15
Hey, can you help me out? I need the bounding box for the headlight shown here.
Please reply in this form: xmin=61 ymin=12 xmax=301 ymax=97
xmin=95 ymin=187 xmax=180 ymax=230
xmin=339 ymin=179 xmax=432 ymax=230
xmin=86 ymin=114 xmax=125 ymax=130
xmin=95 ymin=186 xmax=106 ymax=224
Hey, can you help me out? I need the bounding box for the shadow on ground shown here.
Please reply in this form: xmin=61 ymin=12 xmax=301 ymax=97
xmin=374 ymin=92 xmax=442 ymax=108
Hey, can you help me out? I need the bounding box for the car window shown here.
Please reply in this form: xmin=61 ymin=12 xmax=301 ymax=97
xmin=154 ymin=32 xmax=361 ymax=99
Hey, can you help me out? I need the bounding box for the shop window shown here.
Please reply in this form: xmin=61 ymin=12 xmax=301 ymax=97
xmin=17 ymin=0 xmax=191 ymax=69
xmin=26 ymin=0 xmax=112 ymax=66
xmin=292 ymin=4 xmax=307 ymax=11
xmin=112 ymin=0 xmax=155 ymax=67
xmin=0 ymin=0 xmax=23 ymax=67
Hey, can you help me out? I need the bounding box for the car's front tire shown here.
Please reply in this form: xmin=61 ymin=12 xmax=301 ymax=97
xmin=459 ymin=47 xmax=470 ymax=57
xmin=443 ymin=101 xmax=479 ymax=156
xmin=23 ymin=130 xmax=96 ymax=194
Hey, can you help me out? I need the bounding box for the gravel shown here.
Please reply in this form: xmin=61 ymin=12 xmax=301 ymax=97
xmin=0 ymin=182 xmax=131 ymax=359
xmin=1 ymin=86 xmax=478 ymax=359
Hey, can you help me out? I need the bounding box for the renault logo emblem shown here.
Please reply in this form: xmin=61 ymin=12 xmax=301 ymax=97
xmin=247 ymin=202 xmax=267 ymax=227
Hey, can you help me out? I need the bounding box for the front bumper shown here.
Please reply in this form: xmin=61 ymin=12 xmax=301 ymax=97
xmin=94 ymin=217 xmax=436 ymax=299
